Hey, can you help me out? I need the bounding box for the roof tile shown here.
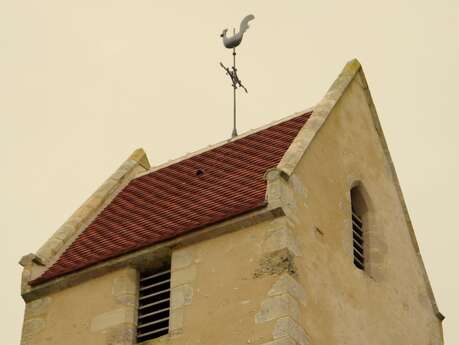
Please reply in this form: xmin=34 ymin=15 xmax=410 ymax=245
xmin=31 ymin=112 xmax=311 ymax=285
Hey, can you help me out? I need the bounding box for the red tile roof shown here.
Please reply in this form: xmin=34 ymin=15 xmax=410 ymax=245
xmin=31 ymin=112 xmax=311 ymax=285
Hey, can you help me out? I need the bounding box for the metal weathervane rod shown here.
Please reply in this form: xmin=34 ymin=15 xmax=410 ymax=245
xmin=220 ymin=14 xmax=255 ymax=138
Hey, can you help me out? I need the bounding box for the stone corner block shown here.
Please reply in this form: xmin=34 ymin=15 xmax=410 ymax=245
xmin=171 ymin=265 xmax=196 ymax=288
xmin=273 ymin=317 xmax=309 ymax=345
xmin=90 ymin=308 xmax=136 ymax=332
xmin=171 ymin=249 xmax=193 ymax=272
xmin=255 ymin=294 xmax=300 ymax=324
xmin=19 ymin=253 xmax=44 ymax=267
xmin=268 ymin=274 xmax=306 ymax=305
xmin=261 ymin=336 xmax=298 ymax=345
xmin=254 ymin=249 xmax=297 ymax=279
xmin=169 ymin=308 xmax=184 ymax=333
xmin=170 ymin=285 xmax=193 ymax=310
xmin=129 ymin=148 xmax=150 ymax=170
xmin=21 ymin=318 xmax=46 ymax=338
xmin=263 ymin=226 xmax=300 ymax=257
xmin=112 ymin=269 xmax=137 ymax=296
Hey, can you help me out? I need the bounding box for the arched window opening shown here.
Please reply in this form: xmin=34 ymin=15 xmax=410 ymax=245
xmin=351 ymin=186 xmax=367 ymax=270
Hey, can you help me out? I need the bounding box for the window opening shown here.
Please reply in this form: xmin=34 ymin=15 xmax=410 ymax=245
xmin=137 ymin=267 xmax=171 ymax=342
xmin=351 ymin=186 xmax=367 ymax=271
xmin=352 ymin=208 xmax=365 ymax=270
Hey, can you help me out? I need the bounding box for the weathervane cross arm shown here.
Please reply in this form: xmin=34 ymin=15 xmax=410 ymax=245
xmin=231 ymin=67 xmax=248 ymax=93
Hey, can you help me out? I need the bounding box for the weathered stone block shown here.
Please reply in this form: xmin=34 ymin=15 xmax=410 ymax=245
xmin=255 ymin=294 xmax=300 ymax=323
xmin=37 ymin=238 xmax=64 ymax=260
xmin=169 ymin=307 xmax=184 ymax=333
xmin=261 ymin=336 xmax=297 ymax=345
xmin=273 ymin=317 xmax=309 ymax=345
xmin=171 ymin=265 xmax=196 ymax=288
xmin=268 ymin=274 xmax=306 ymax=305
xmin=112 ymin=269 xmax=137 ymax=301
xmin=263 ymin=226 xmax=300 ymax=257
xmin=90 ymin=308 xmax=135 ymax=332
xmin=170 ymin=285 xmax=193 ymax=310
xmin=171 ymin=249 xmax=193 ymax=271
xmin=22 ymin=318 xmax=46 ymax=337
xmin=105 ymin=323 xmax=137 ymax=345
xmin=53 ymin=223 xmax=77 ymax=242
xmin=25 ymin=297 xmax=52 ymax=318
xmin=254 ymin=249 xmax=296 ymax=278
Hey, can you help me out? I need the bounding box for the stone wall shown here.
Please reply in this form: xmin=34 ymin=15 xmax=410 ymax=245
xmin=21 ymin=268 xmax=138 ymax=345
xmin=268 ymin=66 xmax=443 ymax=344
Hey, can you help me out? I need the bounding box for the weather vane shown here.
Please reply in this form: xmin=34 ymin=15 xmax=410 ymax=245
xmin=220 ymin=14 xmax=255 ymax=138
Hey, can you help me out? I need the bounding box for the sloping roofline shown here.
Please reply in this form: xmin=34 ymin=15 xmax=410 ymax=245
xmin=19 ymin=148 xmax=151 ymax=285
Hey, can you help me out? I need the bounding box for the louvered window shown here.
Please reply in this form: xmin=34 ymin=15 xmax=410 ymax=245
xmin=137 ymin=267 xmax=171 ymax=343
xmin=352 ymin=208 xmax=365 ymax=270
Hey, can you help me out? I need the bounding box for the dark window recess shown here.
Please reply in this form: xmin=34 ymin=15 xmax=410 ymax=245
xmin=137 ymin=268 xmax=171 ymax=343
xmin=352 ymin=208 xmax=365 ymax=270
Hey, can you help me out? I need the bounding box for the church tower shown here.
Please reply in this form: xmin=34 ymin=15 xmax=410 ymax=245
xmin=19 ymin=60 xmax=444 ymax=345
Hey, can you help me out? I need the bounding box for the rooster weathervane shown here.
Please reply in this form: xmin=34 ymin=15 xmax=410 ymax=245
xmin=220 ymin=14 xmax=255 ymax=138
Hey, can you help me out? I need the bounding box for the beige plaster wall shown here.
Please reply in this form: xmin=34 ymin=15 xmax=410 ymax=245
xmin=166 ymin=221 xmax=291 ymax=345
xmin=21 ymin=267 xmax=138 ymax=345
xmin=278 ymin=72 xmax=443 ymax=345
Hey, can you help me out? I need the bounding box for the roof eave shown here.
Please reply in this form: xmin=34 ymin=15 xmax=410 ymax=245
xmin=21 ymin=201 xmax=282 ymax=302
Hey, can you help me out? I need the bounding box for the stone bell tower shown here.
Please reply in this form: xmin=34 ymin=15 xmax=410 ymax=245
xmin=19 ymin=60 xmax=444 ymax=345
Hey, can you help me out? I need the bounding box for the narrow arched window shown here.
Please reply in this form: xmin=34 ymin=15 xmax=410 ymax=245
xmin=351 ymin=186 xmax=367 ymax=270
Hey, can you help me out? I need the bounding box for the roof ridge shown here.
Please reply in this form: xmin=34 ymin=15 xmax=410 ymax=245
xmin=136 ymin=107 xmax=313 ymax=178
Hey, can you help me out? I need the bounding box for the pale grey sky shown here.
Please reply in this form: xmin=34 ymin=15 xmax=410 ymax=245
xmin=1 ymin=1 xmax=458 ymax=343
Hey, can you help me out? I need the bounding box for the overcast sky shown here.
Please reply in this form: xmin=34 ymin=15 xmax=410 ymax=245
xmin=1 ymin=1 xmax=458 ymax=343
